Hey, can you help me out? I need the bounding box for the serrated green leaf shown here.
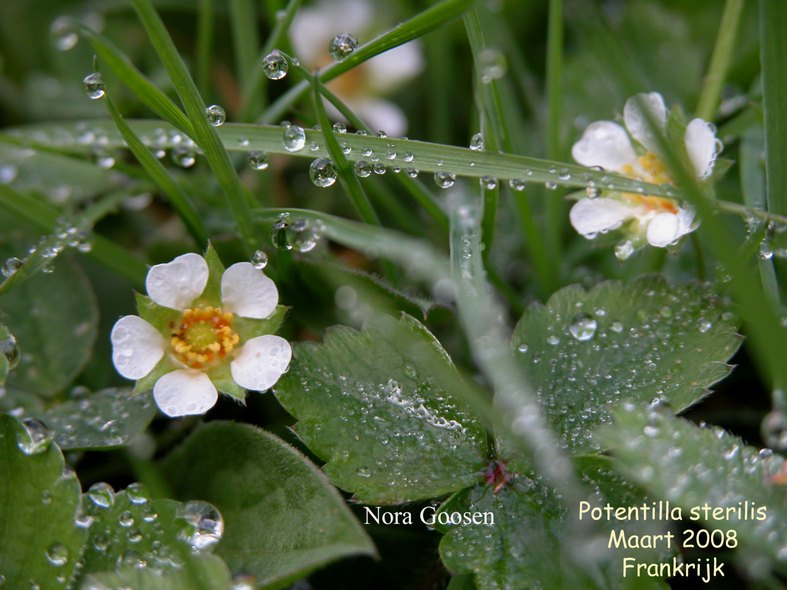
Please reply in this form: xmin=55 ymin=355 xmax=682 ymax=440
xmin=0 ymin=245 xmax=98 ymax=397
xmin=81 ymin=553 xmax=231 ymax=590
xmin=0 ymin=415 xmax=87 ymax=590
xmin=37 ymin=387 xmax=157 ymax=450
xmin=438 ymin=457 xmax=669 ymax=590
xmin=160 ymin=421 xmax=376 ymax=588
xmin=511 ymin=276 xmax=740 ymax=455
xmin=601 ymin=405 xmax=787 ymax=574
xmin=275 ymin=313 xmax=488 ymax=504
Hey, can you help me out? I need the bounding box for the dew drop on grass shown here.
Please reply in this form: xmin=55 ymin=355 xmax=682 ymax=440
xmin=469 ymin=132 xmax=484 ymax=151
xmin=46 ymin=543 xmax=69 ymax=567
xmin=329 ymin=32 xmax=359 ymax=61
xmin=50 ymin=16 xmax=78 ymax=51
xmin=480 ymin=176 xmax=497 ymax=190
xmin=204 ymin=104 xmax=226 ymax=127
xmin=508 ymin=179 xmax=526 ymax=191
xmin=309 ymin=158 xmax=337 ymax=187
xmin=759 ymin=237 xmax=774 ymax=260
xmin=569 ymin=312 xmax=598 ymax=341
xmin=478 ymin=47 xmax=507 ymax=83
xmin=82 ymin=72 xmax=105 ymax=100
xmin=271 ymin=216 xmax=292 ymax=251
xmin=354 ymin=160 xmax=371 ymax=178
xmin=87 ymin=482 xmax=115 ymax=509
xmin=332 ymin=122 xmax=347 ymax=133
xmin=0 ymin=164 xmax=18 ymax=184
xmin=545 ymin=181 xmax=558 ymax=190
xmin=248 ymin=150 xmax=269 ymax=171
xmin=171 ymin=146 xmax=196 ymax=168
xmin=282 ymin=123 xmax=306 ymax=152
xmin=16 ymin=418 xmax=52 ymax=455
xmin=178 ymin=500 xmax=224 ymax=552
xmin=434 ymin=171 xmax=455 ymax=189
xmin=251 ymin=250 xmax=268 ymax=270
xmin=403 ymin=152 xmax=414 ymax=163
xmin=373 ymin=163 xmax=386 ymax=175
xmin=0 ymin=333 xmax=19 ymax=368
xmin=290 ymin=219 xmax=320 ymax=252
xmin=261 ymin=50 xmax=288 ymax=80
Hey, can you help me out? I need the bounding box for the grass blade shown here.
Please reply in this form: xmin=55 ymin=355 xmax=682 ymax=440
xmin=229 ymin=0 xmax=260 ymax=99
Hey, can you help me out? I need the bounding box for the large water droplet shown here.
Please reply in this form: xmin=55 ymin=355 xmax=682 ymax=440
xmin=251 ymin=250 xmax=268 ymax=270
xmin=178 ymin=500 xmax=224 ymax=552
xmin=16 ymin=418 xmax=52 ymax=455
xmin=289 ymin=219 xmax=320 ymax=252
xmin=248 ymin=150 xmax=269 ymax=171
xmin=0 ymin=334 xmax=19 ymax=369
xmin=354 ymin=160 xmax=371 ymax=178
xmin=46 ymin=543 xmax=69 ymax=567
xmin=271 ymin=215 xmax=292 ymax=251
xmin=87 ymin=482 xmax=115 ymax=509
xmin=329 ymin=32 xmax=359 ymax=61
xmin=309 ymin=158 xmax=337 ymax=187
xmin=469 ymin=132 xmax=484 ymax=151
xmin=569 ymin=312 xmax=597 ymax=341
xmin=434 ymin=171 xmax=455 ymax=189
xmin=282 ymin=123 xmax=306 ymax=152
xmin=204 ymin=104 xmax=226 ymax=127
xmin=261 ymin=50 xmax=288 ymax=80
xmin=82 ymin=72 xmax=105 ymax=100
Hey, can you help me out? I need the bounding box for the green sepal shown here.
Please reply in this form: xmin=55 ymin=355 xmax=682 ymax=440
xmin=206 ymin=361 xmax=246 ymax=401
xmin=233 ymin=305 xmax=289 ymax=342
xmin=132 ymin=354 xmax=178 ymax=395
xmin=135 ymin=292 xmax=181 ymax=334
xmin=197 ymin=242 xmax=225 ymax=307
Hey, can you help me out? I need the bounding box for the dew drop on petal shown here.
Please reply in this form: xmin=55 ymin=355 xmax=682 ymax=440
xmin=569 ymin=312 xmax=597 ymax=341
xmin=177 ymin=500 xmax=224 ymax=552
xmin=282 ymin=123 xmax=306 ymax=152
xmin=261 ymin=50 xmax=288 ymax=80
xmin=329 ymin=32 xmax=359 ymax=61
xmin=248 ymin=150 xmax=269 ymax=171
xmin=205 ymin=104 xmax=226 ymax=127
xmin=82 ymin=72 xmax=105 ymax=100
xmin=16 ymin=418 xmax=52 ymax=455
xmin=309 ymin=158 xmax=337 ymax=187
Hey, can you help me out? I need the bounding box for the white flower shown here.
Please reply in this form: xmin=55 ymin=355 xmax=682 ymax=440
xmin=290 ymin=0 xmax=424 ymax=136
xmin=569 ymin=92 xmax=720 ymax=249
xmin=111 ymin=252 xmax=291 ymax=417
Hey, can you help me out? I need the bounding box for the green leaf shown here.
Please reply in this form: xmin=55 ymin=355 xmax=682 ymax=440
xmin=601 ymin=404 xmax=787 ymax=574
xmin=511 ymin=276 xmax=741 ymax=455
xmin=0 ymin=246 xmax=98 ymax=397
xmin=0 ymin=415 xmax=87 ymax=590
xmin=82 ymin=554 xmax=231 ymax=590
xmin=438 ymin=457 xmax=669 ymax=590
xmin=275 ymin=313 xmax=488 ymax=504
xmin=160 ymin=421 xmax=376 ymax=588
xmin=36 ymin=387 xmax=157 ymax=450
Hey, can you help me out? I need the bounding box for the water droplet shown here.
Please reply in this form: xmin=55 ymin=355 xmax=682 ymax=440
xmin=0 ymin=164 xmax=18 ymax=184
xmin=119 ymin=510 xmax=135 ymax=527
xmin=251 ymin=250 xmax=268 ymax=270
xmin=177 ymin=500 xmax=224 ymax=551
xmin=332 ymin=122 xmax=347 ymax=133
xmin=759 ymin=237 xmax=774 ymax=260
xmin=354 ymin=160 xmax=371 ymax=178
xmin=469 ymin=133 xmax=484 ymax=151
xmin=46 ymin=543 xmax=69 ymax=567
xmin=610 ymin=321 xmax=624 ymax=333
xmin=309 ymin=158 xmax=337 ymax=187
xmin=261 ymin=50 xmax=288 ymax=80
xmin=290 ymin=219 xmax=320 ymax=252
xmin=171 ymin=146 xmax=196 ymax=168
xmin=247 ymin=150 xmax=269 ymax=171
xmin=508 ymin=179 xmax=526 ymax=191
xmin=356 ymin=466 xmax=371 ymax=478
xmin=406 ymin=168 xmax=419 ymax=178
xmin=271 ymin=216 xmax=292 ymax=250
xmin=0 ymin=334 xmax=19 ymax=369
xmin=87 ymin=482 xmax=115 ymax=508
xmin=480 ymin=176 xmax=497 ymax=190
xmin=340 ymin=142 xmax=352 ymax=154
xmin=544 ymin=181 xmax=557 ymax=190
xmin=82 ymin=72 xmax=105 ymax=100
xmin=205 ymin=104 xmax=226 ymax=126
xmin=697 ymin=319 xmax=712 ymax=334
xmin=372 ymin=162 xmax=386 ymax=175
xmin=92 ymin=147 xmax=115 ymax=169
xmin=16 ymin=418 xmax=52 ymax=455
xmin=478 ymin=47 xmax=507 ymax=83
xmin=282 ymin=123 xmax=306 ymax=152
xmin=546 ymin=334 xmax=560 ymax=346
xmin=614 ymin=240 xmax=635 ymax=261
xmin=434 ymin=171 xmax=455 ymax=189
xmin=569 ymin=312 xmax=597 ymax=341
xmin=329 ymin=32 xmax=359 ymax=61
xmin=50 ymin=17 xmax=78 ymax=51
xmin=517 ymin=343 xmax=528 ymax=353
xmin=761 ymin=410 xmax=787 ymax=452
xmin=384 ymin=144 xmax=396 ymax=160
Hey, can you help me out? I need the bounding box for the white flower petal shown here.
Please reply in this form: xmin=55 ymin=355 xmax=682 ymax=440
xmin=646 ymin=212 xmax=681 ymax=247
xmin=685 ymin=118 xmax=717 ymax=179
xmin=353 ymin=98 xmax=409 ymax=138
xmin=675 ymin=205 xmax=697 ymax=239
xmin=365 ymin=41 xmax=425 ymax=94
xmin=571 ymin=121 xmax=637 ymax=172
xmin=111 ymin=316 xmax=166 ymax=380
xmin=569 ymin=198 xmax=636 ymax=238
xmin=231 ymin=335 xmax=292 ymax=392
xmin=153 ymin=370 xmax=218 ymax=417
xmin=623 ymin=92 xmax=667 ymax=153
xmin=146 ymin=253 xmax=208 ymax=310
xmin=221 ymin=262 xmax=278 ymax=319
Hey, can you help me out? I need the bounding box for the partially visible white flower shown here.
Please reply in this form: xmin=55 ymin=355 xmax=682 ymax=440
xmin=290 ymin=0 xmax=424 ymax=136
xmin=569 ymin=92 xmax=720 ymax=250
xmin=111 ymin=252 xmax=291 ymax=417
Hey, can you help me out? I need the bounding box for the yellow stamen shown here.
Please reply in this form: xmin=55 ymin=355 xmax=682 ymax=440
xmin=169 ymin=306 xmax=240 ymax=369
xmin=619 ymin=151 xmax=677 ymax=214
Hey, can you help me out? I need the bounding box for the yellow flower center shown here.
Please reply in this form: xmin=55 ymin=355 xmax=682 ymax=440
xmin=170 ymin=306 xmax=240 ymax=369
xmin=619 ymin=151 xmax=677 ymax=215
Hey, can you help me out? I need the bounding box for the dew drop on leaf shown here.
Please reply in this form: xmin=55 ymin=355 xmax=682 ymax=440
xmin=204 ymin=104 xmax=226 ymax=127
xmin=434 ymin=171 xmax=456 ymax=189
xmin=282 ymin=123 xmax=306 ymax=152
xmin=569 ymin=312 xmax=598 ymax=342
xmin=82 ymin=72 xmax=105 ymax=100
xmin=354 ymin=160 xmax=372 ymax=178
xmin=177 ymin=500 xmax=224 ymax=552
xmin=87 ymin=482 xmax=115 ymax=509
xmin=248 ymin=150 xmax=269 ymax=171
xmin=508 ymin=178 xmax=526 ymax=191
xmin=0 ymin=333 xmax=19 ymax=368
xmin=16 ymin=418 xmax=53 ymax=455
xmin=45 ymin=543 xmax=69 ymax=567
